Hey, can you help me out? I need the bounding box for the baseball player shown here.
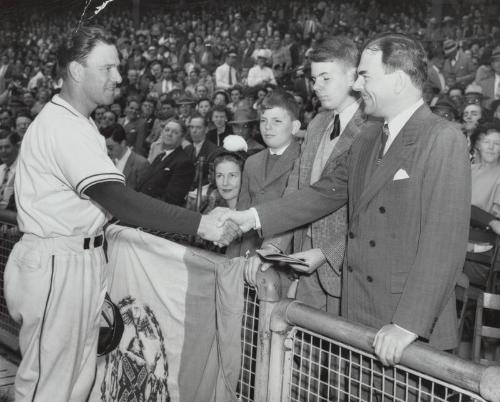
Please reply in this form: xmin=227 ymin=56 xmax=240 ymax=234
xmin=4 ymin=27 xmax=239 ymax=402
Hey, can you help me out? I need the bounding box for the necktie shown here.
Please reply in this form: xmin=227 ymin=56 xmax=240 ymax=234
xmin=228 ymin=66 xmax=233 ymax=86
xmin=377 ymin=123 xmax=389 ymax=165
xmin=329 ymin=114 xmax=340 ymax=140
xmin=1 ymin=167 xmax=10 ymax=187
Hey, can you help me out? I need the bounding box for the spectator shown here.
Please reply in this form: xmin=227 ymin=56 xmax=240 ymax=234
xmin=207 ymin=105 xmax=232 ymax=147
xmin=120 ymin=99 xmax=148 ymax=156
xmin=184 ymin=113 xmax=219 ymax=187
xmin=137 ymin=119 xmax=194 ymax=206
xmin=0 ymin=130 xmax=19 ymax=210
xmin=247 ymin=50 xmax=276 ymax=87
xmin=442 ymin=39 xmax=476 ymax=86
xmin=14 ymin=112 xmax=32 ymax=138
xmin=228 ymin=107 xmax=265 ymax=153
xmin=475 ymin=46 xmax=500 ymax=110
xmin=215 ymin=50 xmax=239 ymax=90
xmin=101 ymin=110 xmax=118 ymax=129
xmin=103 ymin=123 xmax=150 ymax=189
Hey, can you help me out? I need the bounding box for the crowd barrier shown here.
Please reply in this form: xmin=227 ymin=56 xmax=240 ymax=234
xmin=0 ymin=210 xmax=499 ymax=402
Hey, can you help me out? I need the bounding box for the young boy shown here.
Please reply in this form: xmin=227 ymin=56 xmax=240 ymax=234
xmin=226 ymin=89 xmax=301 ymax=257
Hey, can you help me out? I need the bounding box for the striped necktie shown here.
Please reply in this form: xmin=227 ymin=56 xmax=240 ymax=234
xmin=377 ymin=123 xmax=389 ymax=165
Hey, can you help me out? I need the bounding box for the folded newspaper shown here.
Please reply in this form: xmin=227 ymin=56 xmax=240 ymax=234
xmin=255 ymin=248 xmax=309 ymax=268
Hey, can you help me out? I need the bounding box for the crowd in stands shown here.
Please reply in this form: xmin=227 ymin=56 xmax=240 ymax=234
xmin=0 ymin=0 xmax=499 ymax=246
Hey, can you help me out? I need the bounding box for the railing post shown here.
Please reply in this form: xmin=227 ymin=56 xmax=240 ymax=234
xmin=252 ymin=267 xmax=281 ymax=402
xmin=266 ymin=299 xmax=296 ymax=402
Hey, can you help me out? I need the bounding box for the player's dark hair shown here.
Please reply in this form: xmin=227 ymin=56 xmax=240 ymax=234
xmin=57 ymin=26 xmax=114 ymax=80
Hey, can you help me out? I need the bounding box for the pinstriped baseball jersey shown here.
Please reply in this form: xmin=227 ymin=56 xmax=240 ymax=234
xmin=15 ymin=94 xmax=125 ymax=237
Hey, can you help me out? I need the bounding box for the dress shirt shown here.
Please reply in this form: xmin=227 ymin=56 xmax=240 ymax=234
xmin=115 ymin=147 xmax=131 ymax=173
xmin=269 ymin=142 xmax=290 ymax=156
xmin=247 ymin=65 xmax=276 ymax=87
xmin=192 ymin=141 xmax=204 ymax=157
xmin=215 ymin=63 xmax=237 ymax=89
xmin=0 ymin=161 xmax=16 ymax=208
xmin=432 ymin=65 xmax=446 ymax=91
xmin=161 ymin=148 xmax=175 ymax=160
xmin=383 ymin=98 xmax=424 ymax=154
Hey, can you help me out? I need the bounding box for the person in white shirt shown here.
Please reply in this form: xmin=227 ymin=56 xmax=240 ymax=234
xmin=247 ymin=50 xmax=277 ymax=88
xmin=215 ymin=51 xmax=238 ymax=90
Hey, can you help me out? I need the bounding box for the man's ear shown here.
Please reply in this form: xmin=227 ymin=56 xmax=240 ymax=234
xmin=68 ymin=60 xmax=84 ymax=83
xmin=393 ymin=70 xmax=407 ymax=94
xmin=291 ymin=119 xmax=301 ymax=135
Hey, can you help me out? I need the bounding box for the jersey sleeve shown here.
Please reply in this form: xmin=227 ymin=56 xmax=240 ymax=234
xmin=52 ymin=119 xmax=125 ymax=199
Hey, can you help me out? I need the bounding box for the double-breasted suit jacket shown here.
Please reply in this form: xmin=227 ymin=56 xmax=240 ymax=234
xmin=265 ymin=106 xmax=372 ymax=298
xmin=255 ymin=104 xmax=470 ymax=350
xmin=136 ymin=146 xmax=194 ymax=206
xmin=226 ymin=139 xmax=301 ymax=258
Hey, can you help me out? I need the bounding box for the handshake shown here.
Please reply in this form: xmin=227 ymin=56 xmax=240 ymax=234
xmin=196 ymin=207 xmax=258 ymax=246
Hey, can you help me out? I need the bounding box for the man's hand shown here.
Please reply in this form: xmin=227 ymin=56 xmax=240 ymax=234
xmin=373 ymin=324 xmax=418 ymax=366
xmin=244 ymin=255 xmax=272 ymax=286
xmin=489 ymin=219 xmax=500 ymax=235
xmin=198 ymin=212 xmax=241 ymax=245
xmin=288 ymin=248 xmax=326 ymax=274
xmin=215 ymin=207 xmax=257 ymax=233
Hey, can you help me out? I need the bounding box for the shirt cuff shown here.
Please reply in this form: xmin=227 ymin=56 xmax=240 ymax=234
xmin=250 ymin=207 xmax=261 ymax=230
xmin=393 ymin=324 xmax=418 ymax=339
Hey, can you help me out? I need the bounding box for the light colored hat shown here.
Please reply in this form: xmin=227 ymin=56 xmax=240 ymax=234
xmin=223 ymin=135 xmax=248 ymax=152
xmin=443 ymin=39 xmax=458 ymax=55
xmin=255 ymin=49 xmax=269 ymax=59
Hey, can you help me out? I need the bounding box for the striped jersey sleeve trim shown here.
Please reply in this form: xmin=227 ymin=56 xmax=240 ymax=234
xmin=76 ymin=173 xmax=125 ymax=196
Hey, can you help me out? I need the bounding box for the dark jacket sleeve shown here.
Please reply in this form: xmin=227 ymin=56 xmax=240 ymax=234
xmin=163 ymin=159 xmax=195 ymax=206
xmin=85 ymin=181 xmax=201 ymax=235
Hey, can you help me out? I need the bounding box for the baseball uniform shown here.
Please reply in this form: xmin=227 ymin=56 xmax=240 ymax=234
xmin=4 ymin=94 xmax=125 ymax=402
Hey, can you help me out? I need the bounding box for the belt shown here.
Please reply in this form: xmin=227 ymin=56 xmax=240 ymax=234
xmin=83 ymin=234 xmax=104 ymax=250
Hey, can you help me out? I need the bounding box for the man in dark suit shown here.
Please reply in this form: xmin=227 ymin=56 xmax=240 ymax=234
xmin=136 ymin=119 xmax=194 ymax=206
xmin=103 ymin=123 xmax=150 ymax=189
xmin=254 ymin=37 xmax=381 ymax=314
xmin=220 ymin=33 xmax=470 ymax=365
xmin=184 ymin=114 xmax=219 ymax=188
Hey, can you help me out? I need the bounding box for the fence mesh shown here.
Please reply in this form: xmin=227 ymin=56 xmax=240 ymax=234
xmin=285 ymin=327 xmax=485 ymax=402
xmin=236 ymin=283 xmax=259 ymax=402
xmin=0 ymin=226 xmax=20 ymax=339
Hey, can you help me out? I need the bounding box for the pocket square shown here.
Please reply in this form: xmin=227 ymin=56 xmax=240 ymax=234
xmin=164 ymin=167 xmax=171 ymax=171
xmin=393 ymin=168 xmax=409 ymax=181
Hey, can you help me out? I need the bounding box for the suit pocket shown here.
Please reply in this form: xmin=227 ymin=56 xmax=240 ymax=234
xmin=391 ymin=272 xmax=408 ymax=294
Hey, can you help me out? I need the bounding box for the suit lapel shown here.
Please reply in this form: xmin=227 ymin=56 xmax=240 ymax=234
xmin=123 ymin=152 xmax=133 ymax=178
xmin=264 ymin=140 xmax=300 ymax=186
xmin=328 ymin=107 xmax=365 ymax=163
xmin=352 ymin=105 xmax=426 ymax=219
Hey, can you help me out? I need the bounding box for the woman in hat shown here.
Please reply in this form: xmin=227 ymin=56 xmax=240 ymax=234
xmin=228 ymin=107 xmax=265 ymax=154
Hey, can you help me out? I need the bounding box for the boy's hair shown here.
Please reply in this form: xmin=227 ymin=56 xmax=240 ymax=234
xmin=260 ymin=89 xmax=300 ymax=121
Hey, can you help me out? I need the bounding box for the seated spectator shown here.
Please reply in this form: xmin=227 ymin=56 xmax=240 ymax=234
xmin=0 ymin=130 xmax=20 ymax=210
xmin=146 ymin=99 xmax=178 ymax=157
xmin=136 ymin=119 xmax=194 ymax=206
xmin=213 ymin=90 xmax=229 ymax=107
xmin=215 ymin=51 xmax=239 ymax=90
xmin=475 ymin=46 xmax=500 ymax=110
xmin=228 ymin=86 xmax=243 ymax=113
xmin=120 ymin=99 xmax=148 ymax=156
xmin=14 ymin=112 xmax=32 ymax=138
xmin=101 ymin=110 xmax=118 ymax=129
xmin=207 ymin=105 xmax=232 ymax=147
xmin=184 ymin=113 xmax=220 ymax=187
xmin=247 ymin=50 xmax=277 ymax=88
xmin=227 ymin=107 xmax=265 ymax=154
xmin=464 ymin=121 xmax=500 ymax=286
xmin=196 ymin=97 xmax=212 ymax=125
xmin=103 ymin=123 xmax=149 ymax=189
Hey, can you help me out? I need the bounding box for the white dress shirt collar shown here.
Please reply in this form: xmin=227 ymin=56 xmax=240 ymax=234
xmin=115 ymin=147 xmax=131 ymax=173
xmin=336 ymin=100 xmax=360 ymax=135
xmin=269 ymin=142 xmax=290 ymax=156
xmin=384 ymin=98 xmax=424 ymax=152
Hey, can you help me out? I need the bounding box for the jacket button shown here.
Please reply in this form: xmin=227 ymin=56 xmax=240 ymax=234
xmin=366 ymin=275 xmax=373 ymax=282
xmin=347 ymin=266 xmax=353 ymax=272
xmin=369 ymin=240 xmax=376 ymax=247
xmin=379 ymin=206 xmax=386 ymax=213
xmin=348 ymin=232 xmax=355 ymax=239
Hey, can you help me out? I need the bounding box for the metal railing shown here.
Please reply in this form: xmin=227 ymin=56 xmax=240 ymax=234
xmin=1 ymin=210 xmax=499 ymax=402
xmin=267 ymin=299 xmax=500 ymax=402
xmin=0 ymin=210 xmax=20 ymax=353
